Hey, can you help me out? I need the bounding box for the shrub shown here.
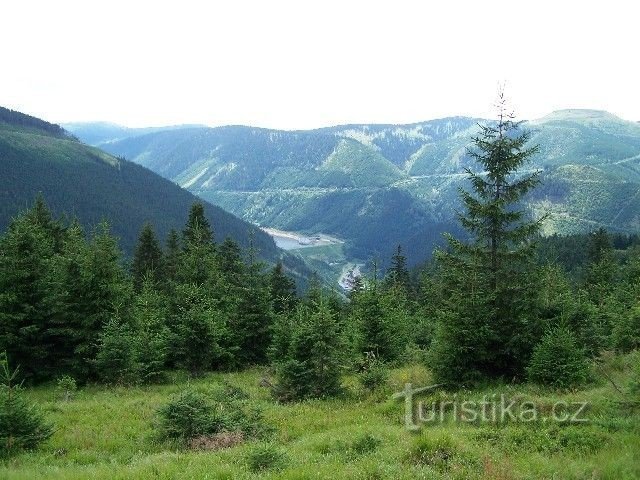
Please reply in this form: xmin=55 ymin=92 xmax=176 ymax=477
xmin=246 ymin=443 xmax=288 ymax=473
xmin=350 ymin=432 xmax=382 ymax=455
xmin=55 ymin=375 xmax=77 ymax=402
xmin=358 ymin=352 xmax=389 ymax=392
xmin=527 ymin=327 xmax=590 ymax=388
xmin=0 ymin=357 xmax=53 ymax=456
xmin=156 ymin=389 xmax=225 ymax=441
xmin=410 ymin=433 xmax=458 ymax=469
xmin=612 ymin=305 xmax=640 ymax=353
xmin=156 ymin=388 xmax=269 ymax=444
xmin=629 ymin=351 xmax=640 ymax=395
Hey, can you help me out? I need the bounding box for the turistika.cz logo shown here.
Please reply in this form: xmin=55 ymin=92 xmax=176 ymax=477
xmin=393 ymin=383 xmax=589 ymax=431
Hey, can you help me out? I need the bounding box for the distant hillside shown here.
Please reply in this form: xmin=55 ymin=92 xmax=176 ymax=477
xmin=0 ymin=108 xmax=280 ymax=262
xmin=62 ymin=122 xmax=205 ymax=147
xmin=75 ymin=110 xmax=640 ymax=266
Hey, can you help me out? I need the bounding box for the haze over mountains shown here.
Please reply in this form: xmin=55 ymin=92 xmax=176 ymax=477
xmin=67 ymin=109 xmax=640 ymax=267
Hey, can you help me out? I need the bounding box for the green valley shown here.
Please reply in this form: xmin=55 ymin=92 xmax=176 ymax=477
xmin=78 ymin=110 xmax=640 ymax=270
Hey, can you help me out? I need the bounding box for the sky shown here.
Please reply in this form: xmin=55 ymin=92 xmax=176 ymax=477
xmin=1 ymin=0 xmax=638 ymax=130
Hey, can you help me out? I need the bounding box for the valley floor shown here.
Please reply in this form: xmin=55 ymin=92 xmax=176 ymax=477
xmin=2 ymin=358 xmax=639 ymax=480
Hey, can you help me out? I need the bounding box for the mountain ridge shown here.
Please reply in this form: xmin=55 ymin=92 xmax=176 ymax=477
xmin=69 ymin=109 xmax=640 ymax=266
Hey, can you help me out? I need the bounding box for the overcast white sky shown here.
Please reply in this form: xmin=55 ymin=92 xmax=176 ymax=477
xmin=1 ymin=0 xmax=638 ymax=129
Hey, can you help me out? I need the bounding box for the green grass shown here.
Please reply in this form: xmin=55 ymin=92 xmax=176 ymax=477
xmin=2 ymin=360 xmax=639 ymax=479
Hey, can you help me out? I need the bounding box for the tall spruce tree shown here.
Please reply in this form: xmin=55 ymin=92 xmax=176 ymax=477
xmin=183 ymin=202 xmax=214 ymax=248
xmin=74 ymin=222 xmax=132 ymax=380
xmin=0 ymin=205 xmax=57 ymax=381
xmin=131 ymin=223 xmax=164 ymax=291
xmin=217 ymin=237 xmax=246 ymax=287
xmin=269 ymin=262 xmax=297 ymax=314
xmin=430 ymin=93 xmax=543 ymax=383
xmin=386 ymin=245 xmax=410 ymax=291
xmin=233 ymin=240 xmax=274 ymax=366
xmin=179 ymin=204 xmax=216 ymax=285
xmin=164 ymin=229 xmax=181 ymax=285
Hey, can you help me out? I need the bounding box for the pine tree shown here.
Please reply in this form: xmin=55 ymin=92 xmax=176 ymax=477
xmin=233 ymin=250 xmax=274 ymax=366
xmin=164 ymin=229 xmax=181 ymax=285
xmin=132 ymin=278 xmax=170 ymax=383
xmin=131 ymin=223 xmax=164 ymax=291
xmin=386 ymin=245 xmax=410 ymax=291
xmin=217 ymin=237 xmax=246 ymax=286
xmin=183 ymin=202 xmax=214 ymax=249
xmin=0 ymin=203 xmax=57 ymax=381
xmin=74 ymin=222 xmax=132 ymax=381
xmin=431 ymin=93 xmax=543 ymax=382
xmin=274 ymin=301 xmax=344 ymax=401
xmin=0 ymin=355 xmax=53 ymax=456
xmin=269 ymin=262 xmax=297 ymax=314
xmin=172 ymin=283 xmax=230 ymax=376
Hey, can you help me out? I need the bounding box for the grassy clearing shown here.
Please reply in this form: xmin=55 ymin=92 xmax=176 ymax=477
xmin=2 ymin=359 xmax=639 ymax=479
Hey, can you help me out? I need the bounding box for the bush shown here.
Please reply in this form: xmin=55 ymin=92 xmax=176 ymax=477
xmin=156 ymin=387 xmax=269 ymax=444
xmin=0 ymin=357 xmax=53 ymax=456
xmin=612 ymin=305 xmax=640 ymax=353
xmin=156 ymin=390 xmax=224 ymax=441
xmin=55 ymin=375 xmax=77 ymax=402
xmin=358 ymin=352 xmax=389 ymax=392
xmin=629 ymin=351 xmax=640 ymax=395
xmin=246 ymin=443 xmax=288 ymax=473
xmin=94 ymin=317 xmax=137 ymax=385
xmin=409 ymin=433 xmax=458 ymax=468
xmin=527 ymin=327 xmax=590 ymax=388
xmin=350 ymin=432 xmax=382 ymax=455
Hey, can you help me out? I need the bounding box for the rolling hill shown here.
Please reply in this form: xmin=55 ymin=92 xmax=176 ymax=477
xmin=0 ymin=107 xmax=281 ymax=262
xmin=74 ymin=110 xmax=640 ymax=267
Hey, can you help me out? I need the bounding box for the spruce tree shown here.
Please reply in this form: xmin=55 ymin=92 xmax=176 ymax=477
xmin=179 ymin=212 xmax=216 ymax=286
xmin=94 ymin=316 xmax=137 ymax=385
xmin=274 ymin=301 xmax=344 ymax=400
xmin=269 ymin=262 xmax=297 ymax=314
xmin=183 ymin=202 xmax=214 ymax=248
xmin=233 ymin=247 xmax=274 ymax=366
xmin=584 ymin=228 xmax=617 ymax=305
xmin=0 ymin=204 xmax=57 ymax=381
xmin=46 ymin=220 xmax=89 ymax=378
xmin=386 ymin=245 xmax=410 ymax=291
xmin=172 ymin=283 xmax=230 ymax=376
xmin=131 ymin=223 xmax=164 ymax=291
xmin=164 ymin=229 xmax=181 ymax=285
xmin=431 ymin=93 xmax=543 ymax=382
xmin=132 ymin=278 xmax=170 ymax=383
xmin=217 ymin=237 xmax=246 ymax=286
xmin=74 ymin=222 xmax=132 ymax=380
xmin=0 ymin=355 xmax=53 ymax=456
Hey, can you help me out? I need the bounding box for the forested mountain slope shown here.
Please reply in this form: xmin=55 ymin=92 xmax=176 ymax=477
xmin=0 ymin=107 xmax=279 ymax=259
